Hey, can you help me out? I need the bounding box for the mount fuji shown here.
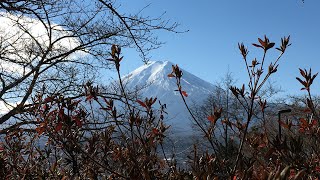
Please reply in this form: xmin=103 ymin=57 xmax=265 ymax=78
xmin=122 ymin=61 xmax=216 ymax=136
xmin=0 ymin=61 xmax=217 ymax=137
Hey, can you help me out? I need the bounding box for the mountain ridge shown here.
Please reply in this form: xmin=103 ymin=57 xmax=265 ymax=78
xmin=122 ymin=60 xmax=216 ymax=135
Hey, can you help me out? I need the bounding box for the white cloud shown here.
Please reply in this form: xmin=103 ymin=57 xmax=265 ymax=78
xmin=0 ymin=12 xmax=86 ymax=75
xmin=0 ymin=13 xmax=88 ymax=114
xmin=0 ymin=101 xmax=13 ymax=114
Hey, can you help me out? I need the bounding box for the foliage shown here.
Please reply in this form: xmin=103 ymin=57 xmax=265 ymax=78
xmin=0 ymin=0 xmax=179 ymax=129
xmin=2 ymin=34 xmax=320 ymax=179
xmin=168 ymin=35 xmax=320 ymax=179
xmin=0 ymin=45 xmax=182 ymax=179
xmin=0 ymin=2 xmax=319 ymax=178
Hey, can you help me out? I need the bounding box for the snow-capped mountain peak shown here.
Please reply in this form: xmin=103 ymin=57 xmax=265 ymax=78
xmin=123 ymin=61 xmax=172 ymax=88
xmin=122 ymin=61 xmax=216 ymax=134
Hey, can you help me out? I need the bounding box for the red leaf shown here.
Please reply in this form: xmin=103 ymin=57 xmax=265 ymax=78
xmin=252 ymin=43 xmax=263 ymax=48
xmin=299 ymin=128 xmax=305 ymax=133
xmin=55 ymin=122 xmax=62 ymax=132
xmin=72 ymin=116 xmax=82 ymax=127
xmin=258 ymin=37 xmax=266 ymax=47
xmin=299 ymin=118 xmax=308 ymax=127
xmin=207 ymin=116 xmax=215 ymax=123
xmin=264 ymin=148 xmax=275 ymax=159
xmin=312 ymin=73 xmax=318 ymax=82
xmin=296 ymin=77 xmax=307 ymax=88
xmin=42 ymin=104 xmax=48 ymax=111
xmin=167 ymin=73 xmax=175 ymax=78
xmin=151 ymin=97 xmax=157 ymax=105
xmin=303 ymin=108 xmax=312 ymax=113
xmin=0 ymin=142 xmax=4 ymax=152
xmin=152 ymin=128 xmax=160 ymax=135
xmin=279 ymin=120 xmax=289 ymax=129
xmin=267 ymin=42 xmax=275 ymax=49
xmin=36 ymin=123 xmax=46 ymax=135
xmin=258 ymin=143 xmax=266 ymax=148
xmin=58 ymin=109 xmax=66 ymax=121
xmin=85 ymin=95 xmax=94 ymax=101
xmin=299 ymin=68 xmax=306 ymax=77
xmin=181 ymin=91 xmax=188 ymax=97
xmin=44 ymin=97 xmax=53 ymax=103
xmin=73 ymin=117 xmax=82 ymax=127
xmin=137 ymin=100 xmax=147 ymax=108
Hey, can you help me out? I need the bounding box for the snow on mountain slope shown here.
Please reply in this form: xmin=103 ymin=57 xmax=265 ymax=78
xmin=122 ymin=61 xmax=216 ymax=135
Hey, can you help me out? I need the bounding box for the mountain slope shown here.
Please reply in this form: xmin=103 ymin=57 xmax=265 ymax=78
xmin=122 ymin=61 xmax=216 ymax=135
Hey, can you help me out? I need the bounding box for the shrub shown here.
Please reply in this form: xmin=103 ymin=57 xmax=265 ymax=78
xmin=2 ymin=36 xmax=320 ymax=179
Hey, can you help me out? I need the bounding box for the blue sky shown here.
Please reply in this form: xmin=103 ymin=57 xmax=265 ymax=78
xmin=114 ymin=1 xmax=320 ymax=97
